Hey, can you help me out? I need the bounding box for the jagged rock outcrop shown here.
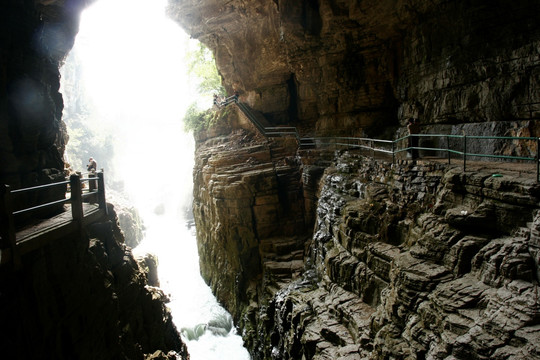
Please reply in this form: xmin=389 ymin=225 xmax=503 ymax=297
xmin=0 ymin=204 xmax=188 ymax=360
xmin=258 ymin=152 xmax=540 ymax=359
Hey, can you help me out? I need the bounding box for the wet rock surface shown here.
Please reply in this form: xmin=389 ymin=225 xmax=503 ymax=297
xmin=254 ymin=152 xmax=540 ymax=359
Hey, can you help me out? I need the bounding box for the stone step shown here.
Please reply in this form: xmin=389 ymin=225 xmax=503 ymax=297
xmin=260 ymin=236 xmax=304 ymax=255
xmin=263 ymin=259 xmax=304 ymax=275
xmin=263 ymin=249 xmax=304 ymax=262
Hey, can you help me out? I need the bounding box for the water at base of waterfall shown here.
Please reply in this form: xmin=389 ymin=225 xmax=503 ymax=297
xmin=133 ymin=215 xmax=251 ymax=360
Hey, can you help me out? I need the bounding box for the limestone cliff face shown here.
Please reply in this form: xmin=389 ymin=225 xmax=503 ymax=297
xmin=193 ymin=115 xmax=540 ymax=358
xmin=192 ymin=108 xmax=307 ymax=321
xmin=169 ymin=0 xmax=540 ymax=137
xmin=180 ymin=1 xmax=540 ymax=358
xmin=258 ymin=154 xmax=540 ymax=359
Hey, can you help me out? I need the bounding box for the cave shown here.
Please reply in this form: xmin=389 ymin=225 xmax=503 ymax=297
xmin=1 ymin=0 xmax=540 ymax=359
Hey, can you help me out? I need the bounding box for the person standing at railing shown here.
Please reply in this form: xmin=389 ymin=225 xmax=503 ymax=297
xmin=87 ymin=157 xmax=97 ymax=172
xmin=407 ymin=119 xmax=420 ymax=160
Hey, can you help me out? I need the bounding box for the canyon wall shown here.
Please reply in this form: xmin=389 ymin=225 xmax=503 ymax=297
xmin=169 ymin=0 xmax=540 ymax=138
xmin=194 ymin=106 xmax=540 ymax=359
xmin=178 ymin=0 xmax=540 ymax=358
xmin=0 ymin=0 xmax=85 ymax=190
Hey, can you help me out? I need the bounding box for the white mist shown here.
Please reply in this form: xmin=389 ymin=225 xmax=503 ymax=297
xmin=62 ymin=0 xmax=251 ymax=358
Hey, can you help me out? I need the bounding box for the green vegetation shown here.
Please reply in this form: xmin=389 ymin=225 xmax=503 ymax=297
xmin=186 ymin=42 xmax=225 ymax=96
xmin=183 ymin=43 xmax=225 ymax=132
xmin=183 ymin=105 xmax=233 ymax=133
xmin=183 ymin=103 xmax=216 ymax=132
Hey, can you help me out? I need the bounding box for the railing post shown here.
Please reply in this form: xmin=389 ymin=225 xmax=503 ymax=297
xmin=97 ymin=171 xmax=108 ymax=215
xmin=70 ymin=174 xmax=84 ymax=223
xmin=463 ymin=135 xmax=467 ymax=172
xmin=392 ymin=140 xmax=395 ymax=164
xmin=1 ymin=185 xmax=21 ymax=269
xmin=537 ymin=137 xmax=540 ymax=183
xmin=447 ymin=136 xmax=451 ymax=164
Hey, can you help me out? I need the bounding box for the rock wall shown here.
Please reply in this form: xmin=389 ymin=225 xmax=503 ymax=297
xmin=169 ymin=0 xmax=540 ymax=138
xmin=177 ymin=2 xmax=540 ymax=357
xmin=193 ymin=118 xmax=540 ymax=358
xmin=0 ymin=205 xmax=188 ymax=360
xmin=255 ymin=152 xmax=540 ymax=359
xmin=192 ymin=108 xmax=307 ymax=321
xmin=0 ymin=0 xmax=86 ymax=189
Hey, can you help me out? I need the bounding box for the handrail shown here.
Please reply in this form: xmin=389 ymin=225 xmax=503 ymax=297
xmin=12 ymin=198 xmax=70 ymax=216
xmin=0 ymin=171 xmax=108 ymax=267
xmin=216 ymin=93 xmax=540 ymax=181
xmin=10 ymin=180 xmax=71 ymax=194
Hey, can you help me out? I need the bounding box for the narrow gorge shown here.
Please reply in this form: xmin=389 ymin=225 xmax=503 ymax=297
xmin=1 ymin=0 xmax=540 ymax=359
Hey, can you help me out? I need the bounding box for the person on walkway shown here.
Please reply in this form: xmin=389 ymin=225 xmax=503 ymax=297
xmin=87 ymin=157 xmax=97 ymax=172
xmin=213 ymin=94 xmax=219 ymax=107
xmin=407 ymin=119 xmax=420 ymax=160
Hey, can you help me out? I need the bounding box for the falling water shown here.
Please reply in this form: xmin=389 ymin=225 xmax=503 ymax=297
xmin=61 ymin=0 xmax=251 ymax=358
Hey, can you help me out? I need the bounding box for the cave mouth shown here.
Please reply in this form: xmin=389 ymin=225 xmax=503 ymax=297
xmin=60 ymin=0 xmax=250 ymax=359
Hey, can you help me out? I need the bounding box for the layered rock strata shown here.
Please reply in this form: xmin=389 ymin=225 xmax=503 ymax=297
xmin=194 ymin=116 xmax=540 ymax=358
xmin=192 ymin=107 xmax=307 ymax=321
xmin=169 ymin=0 xmax=540 ymax=138
xmin=175 ymin=2 xmax=540 ymax=356
xmin=255 ymin=152 xmax=540 ymax=359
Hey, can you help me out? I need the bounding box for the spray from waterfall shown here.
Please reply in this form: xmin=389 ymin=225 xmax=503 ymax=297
xmin=60 ymin=0 xmax=251 ymax=358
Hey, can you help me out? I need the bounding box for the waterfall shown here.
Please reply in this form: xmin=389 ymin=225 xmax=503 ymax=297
xmin=60 ymin=0 xmax=250 ymax=358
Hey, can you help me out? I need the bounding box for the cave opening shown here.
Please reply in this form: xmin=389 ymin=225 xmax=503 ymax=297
xmin=59 ymin=0 xmax=250 ymax=358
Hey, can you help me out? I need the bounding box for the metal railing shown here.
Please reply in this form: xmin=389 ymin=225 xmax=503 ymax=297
xmin=218 ymin=94 xmax=540 ymax=181
xmin=1 ymin=171 xmax=108 ymax=267
xmin=303 ymin=134 xmax=540 ymax=180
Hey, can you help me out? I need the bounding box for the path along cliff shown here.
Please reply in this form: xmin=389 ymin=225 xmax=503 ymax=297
xmin=193 ymin=106 xmax=540 ymax=359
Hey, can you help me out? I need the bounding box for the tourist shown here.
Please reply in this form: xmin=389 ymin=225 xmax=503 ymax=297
xmin=87 ymin=157 xmax=97 ymax=172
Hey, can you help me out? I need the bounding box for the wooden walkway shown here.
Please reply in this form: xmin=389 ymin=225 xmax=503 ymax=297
xmin=1 ymin=203 xmax=107 ymax=266
xmin=1 ymin=172 xmax=109 ymax=267
xmin=18 ymin=204 xmax=105 ymax=251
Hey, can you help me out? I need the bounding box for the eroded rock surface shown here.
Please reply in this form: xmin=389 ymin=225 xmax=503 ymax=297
xmin=193 ymin=108 xmax=540 ymax=358
xmin=256 ymin=152 xmax=540 ymax=359
xmin=169 ymin=0 xmax=540 ymax=139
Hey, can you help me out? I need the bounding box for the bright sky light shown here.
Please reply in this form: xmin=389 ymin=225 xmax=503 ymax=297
xmin=76 ymin=0 xmax=195 ymax=124
xmin=63 ymin=2 xmax=252 ymax=358
xmin=70 ymin=0 xmax=200 ymax=211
